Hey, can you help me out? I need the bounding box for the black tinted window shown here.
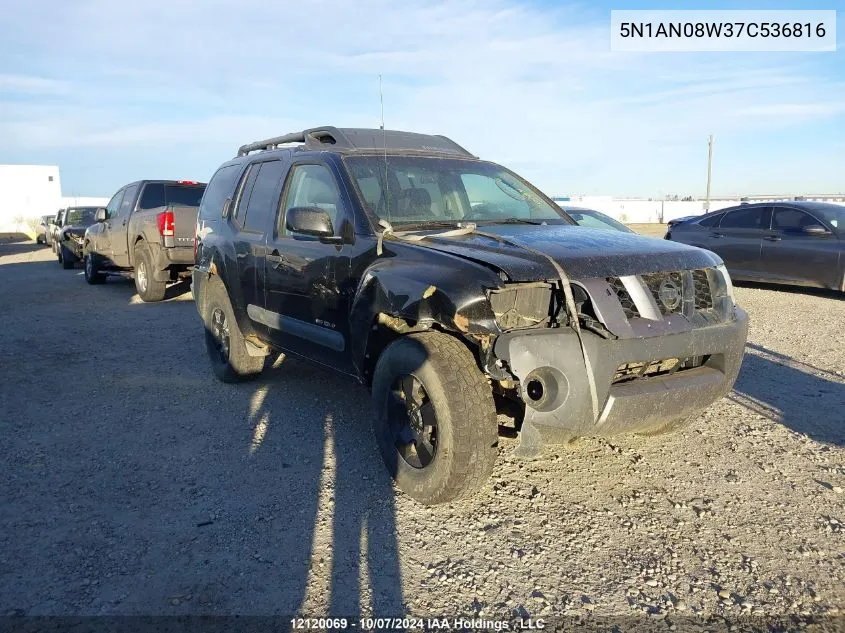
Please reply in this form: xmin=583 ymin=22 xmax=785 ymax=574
xmin=199 ymin=165 xmax=241 ymax=220
xmin=772 ymin=208 xmax=818 ymax=230
xmin=698 ymin=212 xmax=724 ymax=227
xmin=721 ymin=207 xmax=764 ymax=229
xmin=139 ymin=183 xmax=166 ymax=210
xmin=242 ymin=161 xmax=285 ymax=233
xmin=165 ymin=184 xmax=205 ymax=207
xmin=234 ymin=165 xmax=260 ymax=221
xmin=114 ymin=185 xmax=138 ymax=219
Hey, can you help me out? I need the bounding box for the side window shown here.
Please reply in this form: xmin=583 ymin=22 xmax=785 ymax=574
xmin=114 ymin=185 xmax=139 ymax=220
xmin=698 ymin=212 xmax=724 ymax=227
xmin=233 ymin=164 xmax=260 ymax=222
xmin=199 ymin=164 xmax=241 ymax=219
xmin=105 ymin=191 xmax=124 ymax=219
xmin=720 ymin=207 xmax=765 ymax=229
xmin=281 ymin=164 xmax=342 ymax=234
xmin=138 ymin=183 xmax=166 ymax=210
xmin=772 ymin=207 xmax=818 ymax=231
xmin=242 ymin=161 xmax=285 ymax=233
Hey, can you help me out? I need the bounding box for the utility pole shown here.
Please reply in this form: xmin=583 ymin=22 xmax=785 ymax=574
xmin=705 ymin=135 xmax=714 ymax=211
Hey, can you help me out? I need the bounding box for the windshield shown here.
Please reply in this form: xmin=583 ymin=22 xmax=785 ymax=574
xmin=567 ymin=209 xmax=632 ymax=233
xmin=344 ymin=156 xmax=569 ymax=226
xmin=65 ymin=207 xmax=97 ymax=225
xmin=814 ymin=204 xmax=845 ymax=230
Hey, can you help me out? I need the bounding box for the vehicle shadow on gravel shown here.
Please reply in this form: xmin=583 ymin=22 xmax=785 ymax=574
xmin=214 ymin=353 xmax=407 ymax=617
xmin=731 ymin=343 xmax=845 ymax=447
xmin=0 ymin=240 xmax=48 ymax=258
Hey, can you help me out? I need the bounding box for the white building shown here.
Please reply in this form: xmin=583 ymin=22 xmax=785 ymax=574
xmin=0 ymin=165 xmax=110 ymax=236
xmin=0 ymin=164 xmax=63 ymax=234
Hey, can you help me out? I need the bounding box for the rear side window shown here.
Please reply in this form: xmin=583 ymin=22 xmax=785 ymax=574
xmin=720 ymin=207 xmax=765 ymax=229
xmin=242 ymin=161 xmax=285 ymax=233
xmin=199 ymin=164 xmax=241 ymax=220
xmin=233 ymin=165 xmax=260 ymax=221
xmin=698 ymin=212 xmax=724 ymax=227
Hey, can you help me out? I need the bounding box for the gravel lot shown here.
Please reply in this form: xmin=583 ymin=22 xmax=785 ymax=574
xmin=1 ymin=239 xmax=843 ymax=627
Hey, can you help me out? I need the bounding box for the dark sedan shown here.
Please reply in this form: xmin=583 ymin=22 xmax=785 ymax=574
xmin=559 ymin=206 xmax=635 ymax=233
xmin=666 ymin=201 xmax=845 ymax=292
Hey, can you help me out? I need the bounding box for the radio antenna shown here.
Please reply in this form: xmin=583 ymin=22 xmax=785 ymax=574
xmin=379 ymin=74 xmax=391 ymax=223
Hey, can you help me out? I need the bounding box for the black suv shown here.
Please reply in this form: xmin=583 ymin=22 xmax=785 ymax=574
xmin=194 ymin=126 xmax=748 ymax=504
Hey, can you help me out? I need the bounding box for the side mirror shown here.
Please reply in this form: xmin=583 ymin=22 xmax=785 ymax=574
xmin=95 ymin=208 xmax=107 ymax=222
xmin=221 ymin=197 xmax=232 ymax=219
xmin=803 ymin=224 xmax=829 ymax=235
xmin=286 ymin=207 xmax=340 ymax=243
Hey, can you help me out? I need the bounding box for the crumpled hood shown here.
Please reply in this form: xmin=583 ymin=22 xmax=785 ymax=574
xmin=411 ymin=224 xmax=722 ymax=281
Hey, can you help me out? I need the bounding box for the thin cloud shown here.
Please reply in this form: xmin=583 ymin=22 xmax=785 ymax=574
xmin=0 ymin=0 xmax=842 ymax=196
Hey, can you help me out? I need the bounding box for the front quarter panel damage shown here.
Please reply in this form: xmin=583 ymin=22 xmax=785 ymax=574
xmin=349 ymin=256 xmax=503 ymax=375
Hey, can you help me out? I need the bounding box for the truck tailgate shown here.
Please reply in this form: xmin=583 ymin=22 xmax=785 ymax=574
xmin=169 ymin=204 xmax=200 ymax=248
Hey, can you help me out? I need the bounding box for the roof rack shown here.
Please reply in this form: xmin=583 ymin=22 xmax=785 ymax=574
xmin=237 ymin=126 xmax=475 ymax=157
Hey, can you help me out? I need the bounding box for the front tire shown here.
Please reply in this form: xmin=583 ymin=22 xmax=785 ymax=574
xmin=134 ymin=244 xmax=166 ymax=302
xmin=60 ymin=245 xmax=75 ymax=269
xmin=84 ymin=249 xmax=106 ymax=285
xmin=371 ymin=331 xmax=499 ymax=505
xmin=201 ymin=276 xmax=265 ymax=383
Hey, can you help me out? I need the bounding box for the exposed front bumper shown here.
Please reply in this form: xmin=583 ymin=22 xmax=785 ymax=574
xmin=494 ymin=307 xmax=749 ymax=450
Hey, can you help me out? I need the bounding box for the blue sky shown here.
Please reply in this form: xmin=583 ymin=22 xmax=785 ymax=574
xmin=0 ymin=0 xmax=842 ymax=198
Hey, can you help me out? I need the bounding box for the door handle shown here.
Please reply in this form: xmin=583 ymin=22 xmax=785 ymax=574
xmin=763 ymin=235 xmax=782 ymax=242
xmin=710 ymin=232 xmax=725 ymax=239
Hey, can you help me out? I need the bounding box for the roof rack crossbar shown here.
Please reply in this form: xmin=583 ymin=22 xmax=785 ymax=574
xmin=237 ymin=126 xmax=474 ymax=157
xmin=237 ymin=132 xmax=308 ymax=157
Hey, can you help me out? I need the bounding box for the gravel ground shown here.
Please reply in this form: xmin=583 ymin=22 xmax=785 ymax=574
xmin=1 ymin=240 xmax=843 ymax=628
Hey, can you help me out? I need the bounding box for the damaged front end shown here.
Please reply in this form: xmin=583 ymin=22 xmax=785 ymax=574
xmin=486 ymin=265 xmax=748 ymax=457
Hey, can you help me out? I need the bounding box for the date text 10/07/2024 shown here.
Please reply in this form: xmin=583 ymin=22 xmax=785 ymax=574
xmin=290 ymin=617 xmax=547 ymax=630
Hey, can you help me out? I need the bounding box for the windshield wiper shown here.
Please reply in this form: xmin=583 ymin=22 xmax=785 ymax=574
xmin=394 ymin=220 xmax=463 ymax=231
xmin=481 ymin=217 xmax=547 ymax=226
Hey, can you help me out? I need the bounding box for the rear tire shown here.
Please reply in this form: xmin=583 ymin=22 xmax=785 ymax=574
xmin=134 ymin=244 xmax=166 ymax=302
xmin=84 ymin=249 xmax=106 ymax=285
xmin=201 ymin=276 xmax=265 ymax=383
xmin=371 ymin=331 xmax=499 ymax=505
xmin=60 ymin=245 xmax=75 ymax=269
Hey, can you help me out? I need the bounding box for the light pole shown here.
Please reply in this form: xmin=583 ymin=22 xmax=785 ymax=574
xmin=705 ymin=135 xmax=714 ymax=211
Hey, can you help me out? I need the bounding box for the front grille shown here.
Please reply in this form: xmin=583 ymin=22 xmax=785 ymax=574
xmin=607 ymin=277 xmax=640 ymax=319
xmin=642 ymin=271 xmax=685 ymax=316
xmin=607 ymin=269 xmax=714 ymax=320
xmin=612 ymin=356 xmax=708 ymax=384
xmin=692 ymin=269 xmax=713 ymax=309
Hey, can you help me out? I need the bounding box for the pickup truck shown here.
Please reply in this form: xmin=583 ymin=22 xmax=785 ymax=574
xmin=83 ymin=179 xmax=206 ymax=301
xmin=46 ymin=209 xmax=63 ymax=249
xmin=54 ymin=206 xmax=99 ymax=269
xmin=193 ymin=126 xmax=749 ymax=505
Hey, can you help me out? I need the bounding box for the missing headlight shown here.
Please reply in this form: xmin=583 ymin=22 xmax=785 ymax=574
xmin=488 ymin=283 xmax=555 ymax=330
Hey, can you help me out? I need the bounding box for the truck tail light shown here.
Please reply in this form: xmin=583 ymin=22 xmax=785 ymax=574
xmin=157 ymin=210 xmax=175 ymax=237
